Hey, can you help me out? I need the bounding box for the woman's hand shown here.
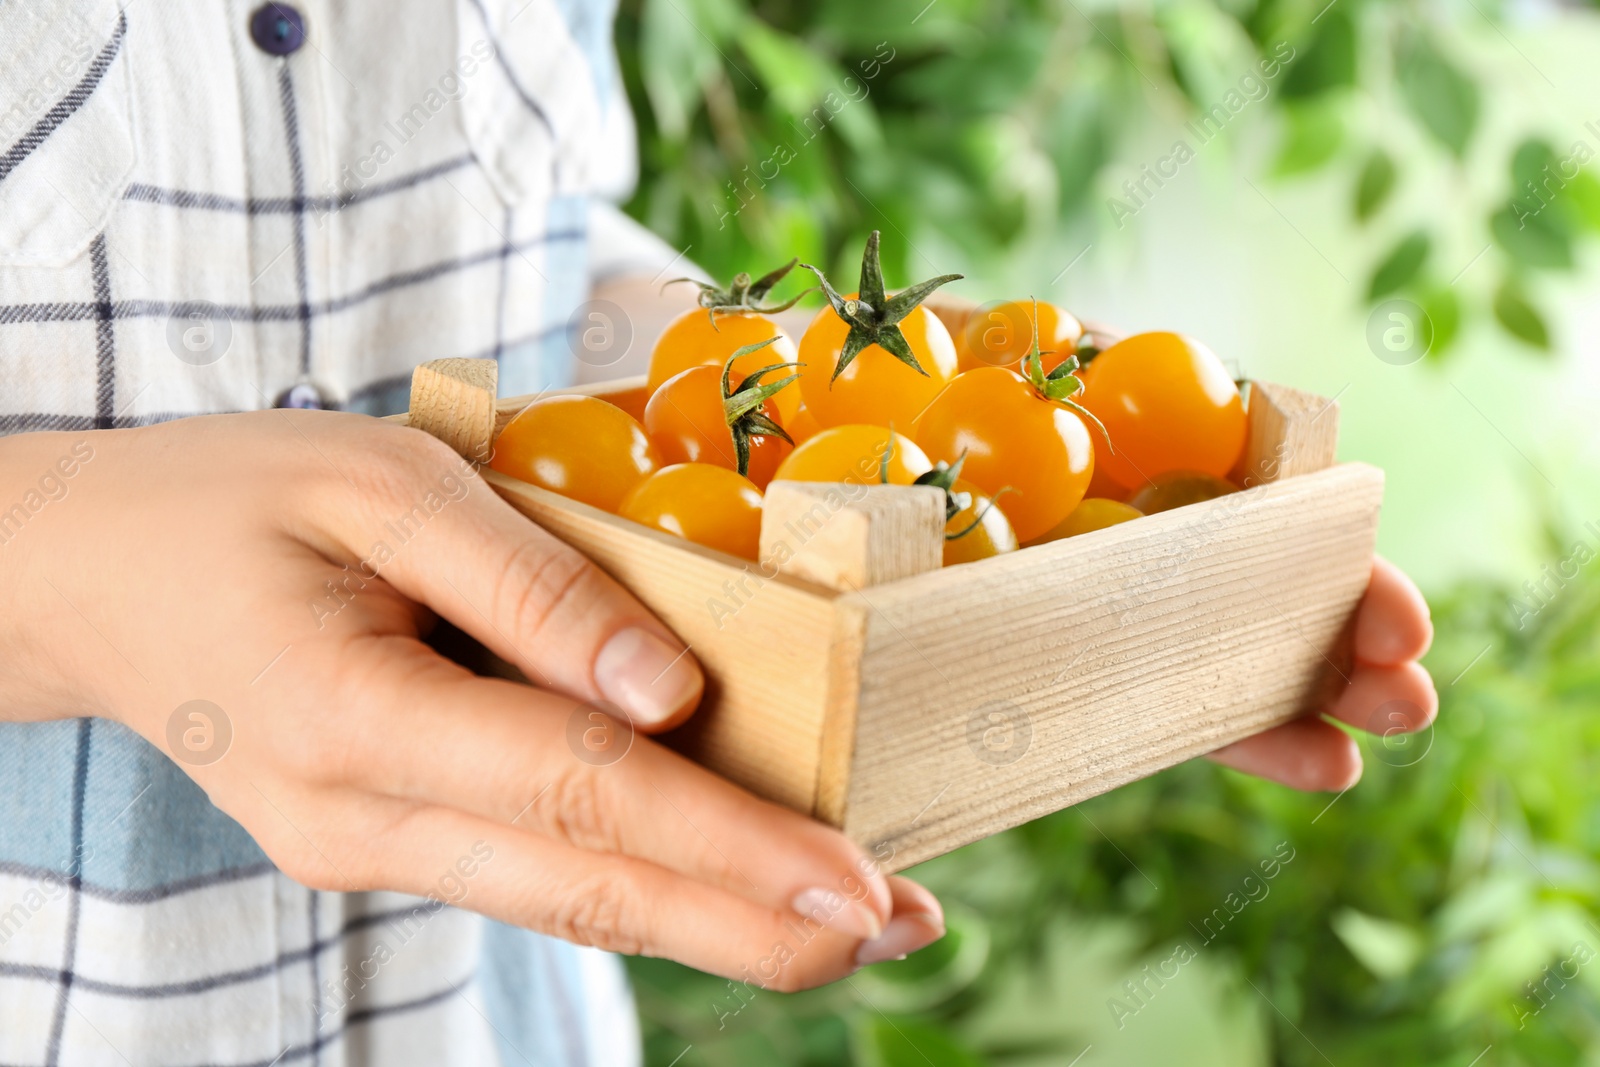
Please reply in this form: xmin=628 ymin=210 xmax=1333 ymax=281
xmin=0 ymin=412 xmax=942 ymax=988
xmin=1208 ymin=556 xmax=1436 ymax=790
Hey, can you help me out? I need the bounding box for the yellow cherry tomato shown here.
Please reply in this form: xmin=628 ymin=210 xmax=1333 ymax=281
xmin=957 ymin=299 xmax=1083 ymax=373
xmin=773 ymin=425 xmax=932 ymax=486
xmin=797 ymin=298 xmax=957 ymax=431
xmin=1084 ymin=460 xmax=1127 ymax=502
xmin=646 ymin=311 xmax=801 ymax=425
xmin=1125 ymin=471 xmax=1238 ymax=515
xmin=491 ymin=395 xmax=661 ymax=513
xmin=786 ymin=404 xmax=823 ymax=445
xmin=944 ymin=478 xmax=1019 ymax=565
xmin=1029 ymin=498 xmax=1143 ymax=545
xmin=1079 ymin=332 xmax=1246 ymax=493
xmin=643 ymin=363 xmax=795 ymax=489
xmin=913 ymin=367 xmax=1094 ymax=542
xmin=619 ymin=464 xmax=764 ymax=560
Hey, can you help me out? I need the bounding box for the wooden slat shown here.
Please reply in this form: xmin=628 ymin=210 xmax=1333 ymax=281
xmin=480 ymin=469 xmax=842 ymax=812
xmin=1237 ymin=380 xmax=1340 ymax=485
xmin=759 ymin=482 xmax=945 ymax=592
xmin=837 ymin=462 xmax=1383 ymax=870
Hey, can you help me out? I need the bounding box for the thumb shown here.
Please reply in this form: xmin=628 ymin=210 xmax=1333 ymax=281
xmin=330 ymin=430 xmax=704 ymax=730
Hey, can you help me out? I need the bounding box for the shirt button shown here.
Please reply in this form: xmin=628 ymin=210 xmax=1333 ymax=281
xmin=249 ymin=3 xmax=306 ymax=56
xmin=274 ymin=381 xmax=336 ymax=410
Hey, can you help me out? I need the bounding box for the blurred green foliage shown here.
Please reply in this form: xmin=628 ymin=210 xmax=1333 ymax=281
xmin=615 ymin=0 xmax=1600 ymax=1060
xmin=616 ymin=0 xmax=1600 ymax=359
xmin=629 ymin=529 xmax=1600 ymax=1063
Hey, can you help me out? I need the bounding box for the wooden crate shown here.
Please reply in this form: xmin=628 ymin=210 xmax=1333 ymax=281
xmin=397 ymin=360 xmax=1382 ymax=872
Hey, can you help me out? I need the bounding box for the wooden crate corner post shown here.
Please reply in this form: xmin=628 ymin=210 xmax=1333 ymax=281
xmin=407 ymin=358 xmax=499 ymax=464
xmin=759 ymin=481 xmax=946 ymax=592
xmin=1238 ymin=380 xmax=1340 ymax=485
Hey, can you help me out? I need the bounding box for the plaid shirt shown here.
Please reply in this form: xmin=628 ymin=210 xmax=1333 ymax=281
xmin=0 ymin=0 xmax=678 ymax=1061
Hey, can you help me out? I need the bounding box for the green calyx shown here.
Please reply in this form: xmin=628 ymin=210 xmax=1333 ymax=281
xmin=872 ymin=440 xmax=1004 ymax=542
xmin=907 ymin=451 xmax=1013 ymax=542
xmin=1018 ymin=298 xmax=1114 ymax=455
xmin=800 ymin=230 xmax=963 ymax=382
xmin=912 ymin=453 xmax=970 ymax=523
xmin=668 ymin=259 xmax=814 ymax=323
xmin=720 ymin=337 xmax=801 ymax=478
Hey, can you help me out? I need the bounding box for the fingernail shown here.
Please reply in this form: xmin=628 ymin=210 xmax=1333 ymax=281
xmin=594 ymin=627 xmax=703 ymax=727
xmin=791 ymin=888 xmax=884 ymax=941
xmin=854 ymin=911 xmax=944 ymax=968
xmin=1338 ymin=757 xmax=1364 ymax=791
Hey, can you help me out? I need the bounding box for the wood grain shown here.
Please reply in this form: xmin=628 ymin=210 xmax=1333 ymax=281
xmin=407 ymin=358 xmax=498 ymax=463
xmin=391 ymin=362 xmax=1384 ymax=871
xmin=759 ymin=482 xmax=946 ymax=592
xmin=838 ymin=462 xmax=1384 ymax=870
xmin=480 ymin=468 xmax=841 ymax=812
xmin=1237 ymin=380 xmax=1340 ymax=485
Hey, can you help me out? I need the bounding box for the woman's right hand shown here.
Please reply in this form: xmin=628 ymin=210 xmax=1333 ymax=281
xmin=0 ymin=411 xmax=944 ymax=987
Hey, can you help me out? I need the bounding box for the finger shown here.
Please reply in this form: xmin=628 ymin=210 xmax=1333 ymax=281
xmin=1206 ymin=717 xmax=1362 ymax=791
xmin=1324 ymin=662 xmax=1438 ymax=735
xmin=341 ymin=650 xmax=895 ymax=941
xmin=355 ymin=798 xmax=937 ymax=991
xmin=856 ymin=877 xmax=946 ymax=967
xmin=328 ymin=428 xmax=703 ymax=730
xmin=1355 ymin=556 xmax=1433 ymax=666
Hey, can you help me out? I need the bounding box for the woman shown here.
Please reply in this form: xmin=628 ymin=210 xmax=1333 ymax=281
xmin=0 ymin=0 xmax=1436 ymax=1063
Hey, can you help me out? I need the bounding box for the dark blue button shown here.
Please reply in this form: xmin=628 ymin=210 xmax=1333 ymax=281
xmin=274 ymin=381 xmax=336 ymax=410
xmin=250 ymin=3 xmax=306 ymax=56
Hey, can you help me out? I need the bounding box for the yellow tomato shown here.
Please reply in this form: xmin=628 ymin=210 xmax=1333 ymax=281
xmin=1125 ymin=471 xmax=1238 ymax=515
xmin=646 ymin=311 xmax=801 ymax=425
xmin=957 ymin=299 xmax=1083 ymax=373
xmin=773 ymin=425 xmax=932 ymax=486
xmin=944 ymin=478 xmax=1019 ymax=565
xmin=1028 ymin=498 xmax=1143 ymax=545
xmin=619 ymin=464 xmax=764 ymax=560
xmin=786 ymin=404 xmax=823 ymax=445
xmin=912 ymin=367 xmax=1095 ymax=542
xmin=795 ymin=231 xmax=963 ymax=431
xmin=1079 ymin=332 xmax=1245 ymax=493
xmin=491 ymin=395 xmax=660 ymax=513
xmin=797 ymin=299 xmax=957 ymax=430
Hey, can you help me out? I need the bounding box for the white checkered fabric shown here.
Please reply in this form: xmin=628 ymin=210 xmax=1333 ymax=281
xmin=0 ymin=0 xmax=678 ymax=1061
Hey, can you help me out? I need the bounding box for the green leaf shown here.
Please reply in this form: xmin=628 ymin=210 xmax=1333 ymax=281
xmin=1332 ymin=908 xmax=1424 ymax=980
xmin=1280 ymin=8 xmax=1357 ymax=99
xmin=737 ymin=21 xmax=830 ymax=115
xmin=1273 ymin=100 xmax=1345 ymax=177
xmin=1419 ymin=284 xmax=1462 ymax=362
xmin=854 ymin=1017 xmax=985 ymax=1067
xmin=1354 ymin=149 xmax=1397 ymax=221
xmin=1493 ymin=279 xmax=1551 ymax=349
xmin=1563 ymin=171 xmax=1600 ymax=232
xmin=1490 ymin=204 xmax=1575 ymax=271
xmin=638 ymin=0 xmax=735 ymax=141
xmin=1511 ymin=138 xmax=1560 ymax=192
xmin=1396 ymin=34 xmax=1480 ymax=158
xmin=1047 ymin=88 xmax=1111 ymax=210
xmin=1367 ymin=231 xmax=1431 ymax=301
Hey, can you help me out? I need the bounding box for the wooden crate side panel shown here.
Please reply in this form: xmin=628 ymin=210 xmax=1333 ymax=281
xmin=841 ymin=462 xmax=1384 ymax=870
xmin=481 ymin=469 xmax=840 ymax=812
xmin=813 ymin=598 xmax=868 ymax=827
